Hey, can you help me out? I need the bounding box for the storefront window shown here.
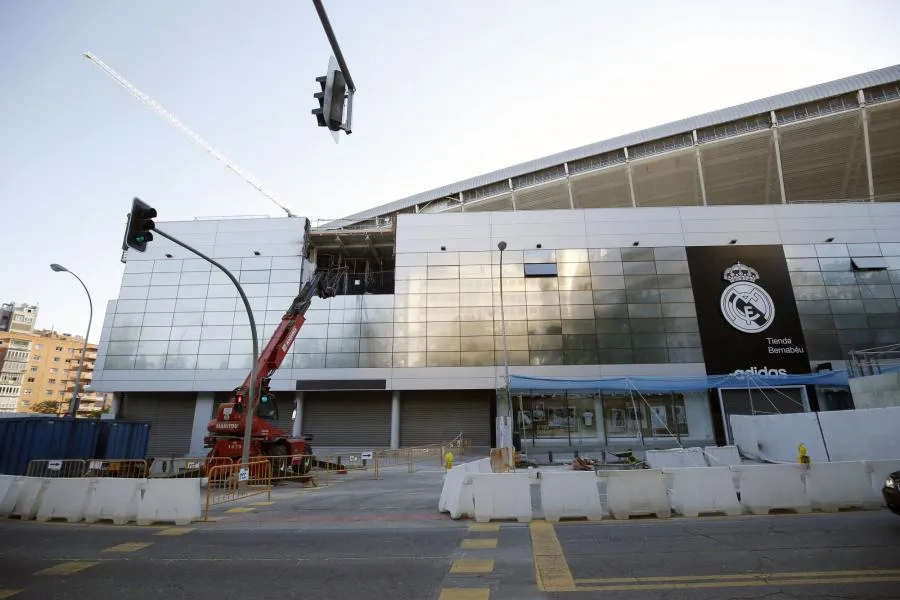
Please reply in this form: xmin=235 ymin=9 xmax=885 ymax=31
xmin=604 ymin=392 xmax=688 ymax=439
xmin=515 ymin=389 xmax=693 ymax=445
xmin=516 ymin=391 xmax=599 ymax=444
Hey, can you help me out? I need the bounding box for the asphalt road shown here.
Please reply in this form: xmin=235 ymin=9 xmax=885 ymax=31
xmin=1 ymin=507 xmax=899 ymax=600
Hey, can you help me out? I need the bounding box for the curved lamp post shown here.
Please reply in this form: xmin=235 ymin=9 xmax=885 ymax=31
xmin=50 ymin=264 xmax=93 ymax=417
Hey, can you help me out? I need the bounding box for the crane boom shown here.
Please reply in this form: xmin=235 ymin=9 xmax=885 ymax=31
xmin=82 ymin=51 xmax=297 ymax=218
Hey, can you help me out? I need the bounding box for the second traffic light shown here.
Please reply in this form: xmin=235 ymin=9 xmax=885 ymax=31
xmin=125 ymin=197 xmax=157 ymax=252
xmin=312 ymin=56 xmax=347 ymax=132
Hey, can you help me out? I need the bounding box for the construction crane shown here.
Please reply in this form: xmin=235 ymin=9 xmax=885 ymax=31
xmin=83 ymin=51 xmax=297 ymax=218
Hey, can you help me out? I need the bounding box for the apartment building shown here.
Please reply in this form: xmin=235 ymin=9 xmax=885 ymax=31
xmin=0 ymin=303 xmax=107 ymax=414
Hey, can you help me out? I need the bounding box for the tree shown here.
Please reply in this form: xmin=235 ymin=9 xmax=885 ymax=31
xmin=31 ymin=401 xmax=65 ymax=415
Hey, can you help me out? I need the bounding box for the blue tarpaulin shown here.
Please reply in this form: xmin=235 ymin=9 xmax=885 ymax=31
xmin=509 ymin=370 xmax=851 ymax=393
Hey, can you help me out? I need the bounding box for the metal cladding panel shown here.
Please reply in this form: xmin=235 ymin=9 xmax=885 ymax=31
xmin=0 ymin=416 xmax=101 ymax=475
xmin=302 ymin=391 xmax=392 ymax=448
xmin=322 ymin=65 xmax=900 ymax=228
xmin=121 ymin=393 xmax=195 ymax=458
xmin=399 ymin=390 xmax=492 ymax=447
xmin=97 ymin=420 xmax=151 ymax=460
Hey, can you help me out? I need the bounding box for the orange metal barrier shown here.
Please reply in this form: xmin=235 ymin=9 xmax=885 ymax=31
xmin=268 ymin=454 xmax=318 ymax=485
xmin=149 ymin=456 xmax=234 ymax=479
xmin=83 ymin=459 xmax=148 ymax=478
xmin=26 ymin=459 xmax=86 ymax=478
xmin=204 ymin=460 xmax=272 ymax=520
xmin=372 ymin=437 xmax=472 ymax=479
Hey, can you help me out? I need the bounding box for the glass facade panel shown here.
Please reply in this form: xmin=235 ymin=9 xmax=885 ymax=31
xmin=119 ymin=286 xmax=149 ymax=300
xmin=426 ymin=352 xmax=460 ymax=366
xmin=359 ymin=353 xmax=392 ymax=368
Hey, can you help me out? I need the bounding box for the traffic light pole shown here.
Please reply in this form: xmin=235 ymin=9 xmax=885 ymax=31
xmin=152 ymin=228 xmax=259 ymax=467
xmin=312 ymin=0 xmax=355 ymax=133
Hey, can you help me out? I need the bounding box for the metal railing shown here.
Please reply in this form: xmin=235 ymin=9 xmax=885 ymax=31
xmin=372 ymin=435 xmax=471 ymax=479
xmin=268 ymin=453 xmax=320 ymax=485
xmin=149 ymin=456 xmax=234 ymax=478
xmin=848 ymin=343 xmax=900 ymax=377
xmin=204 ymin=460 xmax=272 ymax=520
xmin=26 ymin=459 xmax=87 ymax=478
xmin=83 ymin=459 xmax=148 ymax=478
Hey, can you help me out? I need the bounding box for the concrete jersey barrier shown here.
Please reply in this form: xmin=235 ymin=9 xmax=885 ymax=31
xmin=539 ymin=471 xmax=603 ymax=522
xmin=666 ymin=466 xmax=742 ymax=517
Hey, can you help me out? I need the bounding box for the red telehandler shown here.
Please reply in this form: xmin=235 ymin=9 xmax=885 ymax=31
xmin=203 ymin=267 xmax=347 ymax=478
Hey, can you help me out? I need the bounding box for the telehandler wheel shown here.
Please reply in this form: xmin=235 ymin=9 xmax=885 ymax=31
xmin=267 ymin=444 xmax=291 ymax=480
xmin=294 ymin=455 xmax=313 ymax=476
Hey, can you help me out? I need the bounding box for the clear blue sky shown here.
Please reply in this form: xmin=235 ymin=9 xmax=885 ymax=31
xmin=1 ymin=0 xmax=898 ymax=341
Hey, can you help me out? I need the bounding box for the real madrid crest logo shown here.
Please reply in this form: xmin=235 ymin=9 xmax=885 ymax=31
xmin=719 ymin=261 xmax=775 ymax=334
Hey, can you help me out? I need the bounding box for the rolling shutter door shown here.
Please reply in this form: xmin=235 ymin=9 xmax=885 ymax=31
xmin=400 ymin=390 xmax=492 ymax=447
xmin=720 ymin=387 xmax=806 ymax=444
xmin=302 ymin=391 xmax=391 ymax=447
xmin=121 ymin=392 xmax=196 ymax=457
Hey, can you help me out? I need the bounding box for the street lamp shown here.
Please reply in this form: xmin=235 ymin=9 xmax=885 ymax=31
xmin=496 ymin=241 xmax=516 ymax=463
xmin=497 ymin=242 xmax=510 ymax=412
xmin=50 ymin=264 xmax=93 ymax=417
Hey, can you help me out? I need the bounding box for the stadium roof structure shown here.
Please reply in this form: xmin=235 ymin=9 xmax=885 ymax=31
xmin=319 ymin=63 xmax=900 ymax=231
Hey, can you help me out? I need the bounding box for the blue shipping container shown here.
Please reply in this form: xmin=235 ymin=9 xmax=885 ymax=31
xmin=96 ymin=421 xmax=151 ymax=460
xmin=0 ymin=416 xmax=101 ymax=476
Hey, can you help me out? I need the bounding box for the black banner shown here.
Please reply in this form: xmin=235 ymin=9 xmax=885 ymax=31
xmin=685 ymin=245 xmax=810 ymax=376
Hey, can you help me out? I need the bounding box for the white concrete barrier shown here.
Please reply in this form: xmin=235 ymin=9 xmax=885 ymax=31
xmin=471 ymin=458 xmax=492 ymax=473
xmin=539 ymin=471 xmax=603 ymax=522
xmin=11 ymin=477 xmax=48 ymax=520
xmin=863 ymin=460 xmax=900 ymax=505
xmin=137 ymin=478 xmax=202 ymax=526
xmin=36 ymin=478 xmax=94 ymax=523
xmin=0 ymin=475 xmax=23 ymax=517
xmin=646 ymin=447 xmax=706 ymax=469
xmin=666 ymin=467 xmax=742 ymax=517
xmin=439 ymin=464 xmax=468 ymax=513
xmin=471 ymin=472 xmax=533 ymax=523
xmin=446 ymin=475 xmax=476 ymax=520
xmin=605 ymin=470 xmax=670 ymax=520
xmin=805 ymin=462 xmax=883 ymax=512
xmin=84 ymin=478 xmax=143 ymax=525
xmin=735 ymin=464 xmax=810 ymax=515
xmin=439 ymin=458 xmax=492 ymax=515
xmin=704 ymin=446 xmax=742 ymax=467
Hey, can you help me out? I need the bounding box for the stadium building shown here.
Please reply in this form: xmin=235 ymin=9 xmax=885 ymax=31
xmin=92 ymin=65 xmax=900 ymax=457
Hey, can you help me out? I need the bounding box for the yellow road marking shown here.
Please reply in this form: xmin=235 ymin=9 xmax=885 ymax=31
xmin=36 ymin=561 xmax=100 ymax=575
xmin=0 ymin=591 xmax=22 ymax=599
xmin=251 ymin=501 xmax=275 ymax=506
xmin=467 ymin=523 xmax=499 ymax=532
xmin=460 ymin=538 xmax=497 ymax=549
xmin=450 ymin=559 xmax=495 ymax=574
xmin=155 ymin=527 xmax=196 ymax=536
xmin=104 ymin=542 xmax=152 ymax=553
xmin=438 ymin=588 xmax=490 ymax=600
xmin=225 ymin=507 xmax=255 ymax=513
xmin=529 ymin=521 xmax=576 ymax=592
xmin=576 ymin=568 xmax=900 ymax=585
xmin=578 ymin=575 xmax=900 ymax=592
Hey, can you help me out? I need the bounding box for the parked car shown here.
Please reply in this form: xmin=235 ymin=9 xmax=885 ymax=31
xmin=883 ymin=471 xmax=900 ymax=515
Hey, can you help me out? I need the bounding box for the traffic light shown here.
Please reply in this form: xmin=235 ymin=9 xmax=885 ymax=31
xmin=312 ymin=56 xmax=347 ymax=132
xmin=124 ymin=197 xmax=157 ymax=252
